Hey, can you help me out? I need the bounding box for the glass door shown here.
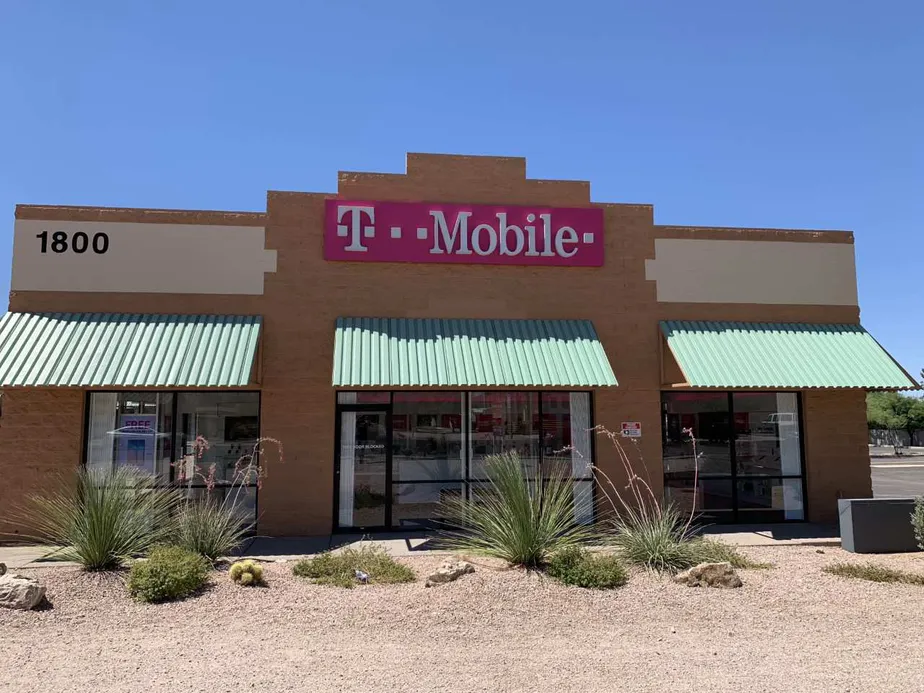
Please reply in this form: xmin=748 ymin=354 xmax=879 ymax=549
xmin=337 ymin=409 xmax=390 ymax=529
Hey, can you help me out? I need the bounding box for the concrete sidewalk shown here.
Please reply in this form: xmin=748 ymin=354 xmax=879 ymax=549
xmin=1 ymin=523 xmax=840 ymax=568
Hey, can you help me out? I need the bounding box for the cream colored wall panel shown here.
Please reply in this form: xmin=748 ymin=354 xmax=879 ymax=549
xmin=645 ymin=238 xmax=858 ymax=305
xmin=12 ymin=220 xmax=277 ymax=295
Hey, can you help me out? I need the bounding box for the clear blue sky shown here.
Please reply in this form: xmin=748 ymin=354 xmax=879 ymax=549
xmin=1 ymin=1 xmax=920 ymax=376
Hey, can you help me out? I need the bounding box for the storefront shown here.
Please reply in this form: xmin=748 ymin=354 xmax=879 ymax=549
xmin=0 ymin=153 xmax=917 ymax=537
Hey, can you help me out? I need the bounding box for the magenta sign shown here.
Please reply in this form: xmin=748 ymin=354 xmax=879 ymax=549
xmin=324 ymin=199 xmax=604 ymax=267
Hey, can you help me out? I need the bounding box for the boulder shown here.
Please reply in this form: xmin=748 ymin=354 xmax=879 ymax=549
xmin=0 ymin=573 xmax=46 ymax=610
xmin=673 ymin=562 xmax=742 ymax=589
xmin=425 ymin=560 xmax=474 ymax=587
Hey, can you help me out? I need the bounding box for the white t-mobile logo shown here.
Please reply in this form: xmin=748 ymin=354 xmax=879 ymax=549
xmin=337 ymin=205 xmax=376 ymax=252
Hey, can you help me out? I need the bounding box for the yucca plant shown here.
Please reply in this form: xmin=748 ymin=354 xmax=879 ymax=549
xmin=173 ymin=495 xmax=253 ymax=563
xmin=610 ymin=501 xmax=702 ymax=573
xmin=437 ymin=451 xmax=598 ymax=568
xmin=19 ymin=466 xmax=179 ymax=571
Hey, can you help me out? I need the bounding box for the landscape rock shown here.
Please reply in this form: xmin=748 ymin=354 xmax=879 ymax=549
xmin=0 ymin=572 xmax=46 ymax=609
xmin=673 ymin=562 xmax=742 ymax=589
xmin=425 ymin=560 xmax=474 ymax=587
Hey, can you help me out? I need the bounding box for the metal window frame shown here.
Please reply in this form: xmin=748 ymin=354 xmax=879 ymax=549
xmin=660 ymin=390 xmax=808 ymax=524
xmin=82 ymin=389 xmax=263 ymax=527
xmin=332 ymin=390 xmax=597 ymax=534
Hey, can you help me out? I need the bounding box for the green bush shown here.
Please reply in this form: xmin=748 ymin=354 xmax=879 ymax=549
xmin=610 ymin=503 xmax=701 ymax=573
xmin=127 ymin=545 xmax=210 ymax=602
xmin=546 ymin=547 xmax=628 ymax=589
xmin=824 ymin=562 xmax=924 ymax=586
xmin=229 ymin=559 xmax=265 ymax=586
xmin=292 ymin=545 xmax=415 ymax=588
xmin=18 ymin=466 xmax=179 ymax=571
xmin=174 ymin=496 xmax=253 ymax=562
xmin=912 ymin=498 xmax=924 ymax=552
xmin=436 ymin=452 xmax=598 ymax=568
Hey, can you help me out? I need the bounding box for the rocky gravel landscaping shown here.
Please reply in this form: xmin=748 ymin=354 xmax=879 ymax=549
xmin=2 ymin=545 xmax=924 ymax=692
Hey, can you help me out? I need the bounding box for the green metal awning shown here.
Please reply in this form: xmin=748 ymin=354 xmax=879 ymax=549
xmin=333 ymin=317 xmax=618 ymax=387
xmin=661 ymin=320 xmax=918 ymax=390
xmin=0 ymin=313 xmax=262 ymax=387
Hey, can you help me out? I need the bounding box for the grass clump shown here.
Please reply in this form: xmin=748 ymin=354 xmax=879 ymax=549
xmin=437 ymin=451 xmax=598 ymax=568
xmin=292 ymin=545 xmax=415 ymax=588
xmin=610 ymin=504 xmax=769 ymax=573
xmin=824 ymin=562 xmax=924 ymax=586
xmin=174 ymin=497 xmax=252 ymax=562
xmin=912 ymin=498 xmax=924 ymax=551
xmin=19 ymin=466 xmax=179 ymax=571
xmin=546 ymin=547 xmax=628 ymax=589
xmin=229 ymin=559 xmax=265 ymax=586
xmin=127 ymin=545 xmax=210 ymax=602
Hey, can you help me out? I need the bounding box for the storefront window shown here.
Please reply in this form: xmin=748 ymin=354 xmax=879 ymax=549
xmin=337 ymin=391 xmax=595 ymax=530
xmin=85 ymin=392 xmax=174 ymax=479
xmin=469 ymin=392 xmax=540 ymax=479
xmin=85 ymin=391 xmax=261 ymax=525
xmin=391 ymin=393 xmax=465 ymax=528
xmin=661 ymin=391 xmax=804 ymax=523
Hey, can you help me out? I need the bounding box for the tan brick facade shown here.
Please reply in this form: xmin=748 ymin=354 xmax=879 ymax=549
xmin=1 ymin=153 xmax=875 ymax=537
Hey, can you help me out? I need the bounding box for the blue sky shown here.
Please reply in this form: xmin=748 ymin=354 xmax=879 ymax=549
xmin=0 ymin=1 xmax=920 ymax=375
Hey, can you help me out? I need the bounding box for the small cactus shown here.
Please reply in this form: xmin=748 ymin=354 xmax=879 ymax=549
xmin=229 ymin=559 xmax=265 ymax=587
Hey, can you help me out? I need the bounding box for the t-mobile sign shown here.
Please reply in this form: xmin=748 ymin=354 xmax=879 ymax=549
xmin=324 ymin=199 xmax=604 ymax=266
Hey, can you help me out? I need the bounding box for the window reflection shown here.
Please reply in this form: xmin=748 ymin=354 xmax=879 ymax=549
xmin=469 ymin=393 xmax=540 ymax=479
xmin=392 ymin=393 xmax=464 ymax=482
xmin=662 ymin=392 xmax=731 ymax=476
xmin=732 ymin=393 xmax=802 ymax=476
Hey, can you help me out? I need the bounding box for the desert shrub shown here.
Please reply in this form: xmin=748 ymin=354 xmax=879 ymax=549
xmin=174 ymin=496 xmax=253 ymax=562
xmin=229 ymin=559 xmax=265 ymax=586
xmin=546 ymin=547 xmax=628 ymax=589
xmin=824 ymin=562 xmax=924 ymax=586
xmin=610 ymin=502 xmax=703 ymax=574
xmin=127 ymin=545 xmax=210 ymax=602
xmin=18 ymin=466 xmax=179 ymax=571
xmin=436 ymin=452 xmax=598 ymax=568
xmin=292 ymin=545 xmax=414 ymax=588
xmin=694 ymin=538 xmax=772 ymax=569
xmin=912 ymin=498 xmax=924 ymax=551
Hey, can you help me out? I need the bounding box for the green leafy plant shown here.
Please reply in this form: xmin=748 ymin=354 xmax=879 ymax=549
xmin=546 ymin=546 xmax=628 ymax=589
xmin=229 ymin=559 xmax=265 ymax=586
xmin=292 ymin=545 xmax=415 ymax=588
xmin=174 ymin=497 xmax=252 ymax=563
xmin=824 ymin=562 xmax=924 ymax=586
xmin=16 ymin=466 xmax=179 ymax=571
xmin=912 ymin=498 xmax=924 ymax=552
xmin=127 ymin=545 xmax=210 ymax=602
xmin=436 ymin=451 xmax=598 ymax=568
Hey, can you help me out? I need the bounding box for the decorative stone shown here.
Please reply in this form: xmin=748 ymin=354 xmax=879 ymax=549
xmin=425 ymin=560 xmax=475 ymax=587
xmin=0 ymin=573 xmax=46 ymax=610
xmin=673 ymin=562 xmax=742 ymax=589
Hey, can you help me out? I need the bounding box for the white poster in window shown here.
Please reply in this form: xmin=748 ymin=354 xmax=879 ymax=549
xmin=114 ymin=414 xmax=158 ymax=474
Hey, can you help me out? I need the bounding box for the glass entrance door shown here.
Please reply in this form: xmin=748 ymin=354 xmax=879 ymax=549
xmin=337 ymin=409 xmax=389 ymax=529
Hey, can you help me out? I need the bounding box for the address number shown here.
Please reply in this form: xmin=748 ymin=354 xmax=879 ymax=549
xmin=36 ymin=231 xmax=109 ymax=255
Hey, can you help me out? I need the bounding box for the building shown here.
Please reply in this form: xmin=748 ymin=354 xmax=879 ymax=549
xmin=0 ymin=153 xmax=917 ymax=537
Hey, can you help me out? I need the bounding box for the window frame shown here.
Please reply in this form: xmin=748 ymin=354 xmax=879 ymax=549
xmin=661 ymin=390 xmax=808 ymax=523
xmin=81 ymin=389 xmax=263 ymax=521
xmin=333 ymin=390 xmax=597 ymax=533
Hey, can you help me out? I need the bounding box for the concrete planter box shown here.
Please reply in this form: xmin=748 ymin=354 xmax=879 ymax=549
xmin=838 ymin=498 xmax=921 ymax=554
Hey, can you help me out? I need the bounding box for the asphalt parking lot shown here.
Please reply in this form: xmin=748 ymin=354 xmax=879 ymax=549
xmin=870 ymin=446 xmax=924 ymax=498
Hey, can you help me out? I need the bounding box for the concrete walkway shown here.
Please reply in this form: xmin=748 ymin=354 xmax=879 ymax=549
xmin=0 ymin=523 xmax=840 ymax=568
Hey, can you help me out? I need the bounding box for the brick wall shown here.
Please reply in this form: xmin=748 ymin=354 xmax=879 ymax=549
xmin=4 ymin=153 xmax=873 ymax=534
xmin=0 ymin=389 xmax=84 ymax=539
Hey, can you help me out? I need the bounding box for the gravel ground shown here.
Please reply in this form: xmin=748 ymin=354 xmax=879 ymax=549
xmin=3 ymin=546 xmax=924 ymax=693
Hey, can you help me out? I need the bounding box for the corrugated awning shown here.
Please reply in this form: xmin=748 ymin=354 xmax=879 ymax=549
xmin=0 ymin=313 xmax=262 ymax=387
xmin=661 ymin=320 xmax=918 ymax=390
xmin=333 ymin=317 xmax=618 ymax=387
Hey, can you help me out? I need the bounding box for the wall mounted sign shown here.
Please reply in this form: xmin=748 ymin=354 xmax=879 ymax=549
xmin=12 ymin=220 xmax=277 ymax=295
xmin=325 ymin=199 xmax=604 ymax=267
xmin=621 ymin=422 xmax=642 ymax=438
